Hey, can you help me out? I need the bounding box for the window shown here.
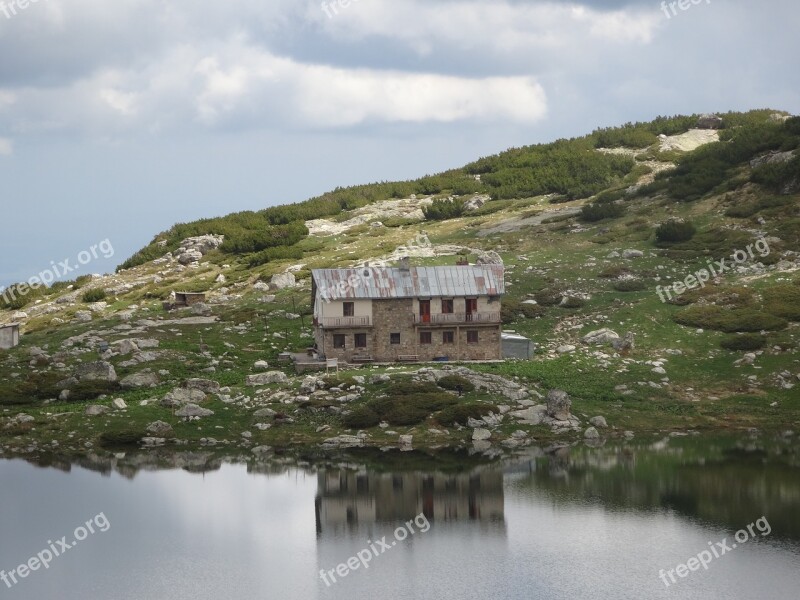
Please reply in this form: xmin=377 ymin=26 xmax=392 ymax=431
xmin=355 ymin=333 xmax=367 ymax=348
xmin=420 ymin=331 xmax=432 ymax=345
xmin=443 ymin=331 xmax=455 ymax=344
xmin=467 ymin=331 xmax=479 ymax=344
xmin=441 ymin=299 xmax=454 ymax=314
xmin=343 ymin=302 xmax=355 ymax=317
xmin=333 ymin=334 xmax=346 ymax=349
xmin=390 ymin=332 xmax=401 ymax=345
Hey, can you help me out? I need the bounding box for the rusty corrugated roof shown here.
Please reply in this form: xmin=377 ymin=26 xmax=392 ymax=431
xmin=312 ymin=265 xmax=505 ymax=300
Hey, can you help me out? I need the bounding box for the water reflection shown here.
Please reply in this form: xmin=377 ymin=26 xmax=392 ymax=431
xmin=315 ymin=469 xmax=505 ymax=536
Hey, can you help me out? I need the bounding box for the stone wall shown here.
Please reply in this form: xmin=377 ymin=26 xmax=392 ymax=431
xmin=314 ymin=298 xmax=501 ymax=362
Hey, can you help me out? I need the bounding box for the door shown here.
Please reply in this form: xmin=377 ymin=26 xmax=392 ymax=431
xmin=419 ymin=300 xmax=431 ymax=323
xmin=465 ymin=298 xmax=477 ymax=321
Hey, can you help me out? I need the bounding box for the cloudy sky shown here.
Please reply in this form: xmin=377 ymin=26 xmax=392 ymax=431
xmin=0 ymin=0 xmax=798 ymax=286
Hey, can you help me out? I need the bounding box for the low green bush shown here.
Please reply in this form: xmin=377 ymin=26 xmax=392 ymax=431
xmin=343 ymin=406 xmax=381 ymax=429
xmin=720 ymin=334 xmax=767 ymax=351
xmin=99 ymin=430 xmax=146 ymax=447
xmin=436 ymin=375 xmax=476 ymax=393
xmin=580 ymin=202 xmax=625 ymax=222
xmin=423 ymin=198 xmax=466 ymax=221
xmin=82 ymin=288 xmax=107 ymax=303
xmin=655 ymin=219 xmax=696 ymax=243
xmin=673 ymin=306 xmax=787 ymax=332
xmin=613 ymin=279 xmax=647 ymax=292
xmin=763 ymin=285 xmax=800 ymax=320
xmin=436 ymin=403 xmax=499 ymax=427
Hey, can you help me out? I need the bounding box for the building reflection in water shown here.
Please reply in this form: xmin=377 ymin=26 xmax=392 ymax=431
xmin=315 ymin=469 xmax=505 ymax=536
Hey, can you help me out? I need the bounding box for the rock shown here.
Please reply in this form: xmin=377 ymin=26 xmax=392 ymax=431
xmin=269 ymin=272 xmax=296 ymax=290
xmin=254 ymin=360 xmax=270 ymax=370
xmin=509 ymin=406 xmax=545 ymax=425
xmin=652 ymin=366 xmax=667 ymax=375
xmin=74 ymin=311 xmax=93 ymax=323
xmin=215 ymin=274 xmax=226 ymax=284
xmin=467 ymin=417 xmax=486 ymax=428
xmin=472 ymin=428 xmax=492 ymax=441
xmin=253 ymin=408 xmax=277 ymax=418
xmin=247 ymin=372 xmax=290 ymax=386
xmin=322 ymin=435 xmax=364 ymax=448
xmin=75 ymin=361 xmax=117 ymax=382
xmin=399 ymin=435 xmax=413 ymax=447
xmin=622 ymin=249 xmax=644 ymax=259
xmin=260 ymin=295 xmax=276 ymax=303
xmin=253 ymin=281 xmax=270 ymax=292
xmin=186 ymin=378 xmax=221 ymax=393
xmin=175 ymin=404 xmax=214 ymax=418
xmin=463 ymin=194 xmax=490 ymax=211
xmin=11 ymin=311 xmax=28 ymax=320
xmin=612 ymin=332 xmax=635 ymax=353
xmin=546 ymin=390 xmax=571 ymax=421
xmin=111 ymin=398 xmax=127 ymax=410
xmin=190 ymin=303 xmax=212 ymax=316
xmin=178 ymin=249 xmax=204 ymax=265
xmin=120 ymin=371 xmax=160 ymax=389
xmin=146 ymin=421 xmax=174 ymax=436
xmin=85 ymin=405 xmax=110 ymax=416
xmin=141 ymin=437 xmax=166 ymax=447
xmin=589 ymin=416 xmax=608 ymax=428
xmin=115 ymin=339 xmax=139 ymax=355
xmin=252 ymin=445 xmax=273 ymax=456
xmin=581 ymin=328 xmax=620 ymax=346
xmin=161 ymin=387 xmax=207 ymax=408
xmin=557 ymin=345 xmax=576 ymax=354
xmin=696 ymin=113 xmax=723 ymax=129
xmin=12 ymin=414 xmax=35 ymax=425
xmin=584 ymin=427 xmax=601 ymax=440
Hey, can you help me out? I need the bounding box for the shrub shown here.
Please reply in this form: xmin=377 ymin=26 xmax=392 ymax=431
xmin=673 ymin=306 xmax=787 ymax=332
xmin=322 ymin=375 xmax=358 ymax=390
xmin=69 ymin=380 xmax=121 ymax=402
xmin=436 ymin=375 xmax=476 ymax=393
xmin=762 ymin=285 xmax=800 ymax=320
xmin=720 ymin=334 xmax=767 ymax=351
xmin=580 ymin=202 xmax=625 ymax=222
xmin=436 ymin=403 xmax=499 ymax=427
xmin=558 ymin=296 xmax=587 ymax=309
xmin=82 ymin=288 xmax=107 ymax=303
xmin=613 ymin=279 xmax=647 ymax=292
xmin=655 ymin=219 xmax=696 ymax=243
xmin=343 ymin=406 xmax=381 ymax=429
xmin=99 ymin=429 xmax=146 ymax=447
xmin=501 ymin=298 xmax=546 ymax=322
xmin=423 ymin=198 xmax=466 ymax=221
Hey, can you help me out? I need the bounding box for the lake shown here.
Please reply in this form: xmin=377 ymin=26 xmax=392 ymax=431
xmin=1 ymin=434 xmax=798 ymax=599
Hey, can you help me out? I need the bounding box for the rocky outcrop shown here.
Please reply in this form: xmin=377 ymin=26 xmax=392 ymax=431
xmin=75 ymin=361 xmax=117 ymax=383
xmin=161 ymin=388 xmax=207 ymax=408
xmin=175 ymin=404 xmax=214 ymax=418
xmin=581 ymin=328 xmax=620 ymax=346
xmin=120 ymin=371 xmax=159 ymax=389
xmin=546 ymin=390 xmax=572 ymax=421
xmin=247 ymin=372 xmax=290 ymax=386
xmin=269 ymin=273 xmax=296 ymax=290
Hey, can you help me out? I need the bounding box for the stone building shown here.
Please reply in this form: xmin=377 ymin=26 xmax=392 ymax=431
xmin=311 ymin=262 xmax=504 ymax=363
xmin=0 ymin=323 xmax=20 ymax=350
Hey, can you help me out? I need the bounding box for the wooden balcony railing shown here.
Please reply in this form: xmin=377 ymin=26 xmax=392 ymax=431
xmin=413 ymin=312 xmax=500 ymax=325
xmin=320 ymin=316 xmax=372 ymax=328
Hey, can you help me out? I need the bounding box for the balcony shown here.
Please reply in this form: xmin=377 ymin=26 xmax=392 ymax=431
xmin=413 ymin=312 xmax=501 ymax=325
xmin=320 ymin=316 xmax=372 ymax=328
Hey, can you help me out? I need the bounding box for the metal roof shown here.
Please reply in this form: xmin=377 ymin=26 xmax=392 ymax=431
xmin=312 ymin=265 xmax=505 ymax=300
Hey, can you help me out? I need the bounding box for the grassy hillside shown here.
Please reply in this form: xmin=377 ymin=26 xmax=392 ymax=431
xmin=1 ymin=108 xmax=799 ymax=457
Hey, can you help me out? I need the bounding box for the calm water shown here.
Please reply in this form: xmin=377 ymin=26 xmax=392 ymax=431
xmin=1 ymin=436 xmax=799 ymax=600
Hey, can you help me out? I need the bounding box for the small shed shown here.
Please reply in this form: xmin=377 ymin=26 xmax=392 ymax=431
xmin=164 ymin=291 xmax=207 ymax=310
xmin=502 ymin=331 xmax=534 ymax=360
xmin=0 ymin=323 xmax=21 ymax=350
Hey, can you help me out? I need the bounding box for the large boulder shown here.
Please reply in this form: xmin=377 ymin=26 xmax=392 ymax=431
xmin=186 ymin=378 xmax=221 ymax=393
xmin=175 ymin=404 xmax=215 ymax=418
xmin=146 ymin=421 xmax=174 ymax=436
xmin=161 ymin=387 xmax=207 ymax=408
xmin=75 ymin=361 xmax=117 ymax=383
xmin=270 ymin=272 xmax=296 ymax=290
xmin=546 ymin=390 xmax=572 ymax=421
xmin=581 ymin=328 xmax=620 ymax=346
xmin=247 ymin=372 xmax=290 ymax=386
xmin=114 ymin=339 xmax=139 ymax=355
xmin=120 ymin=371 xmax=160 ymax=389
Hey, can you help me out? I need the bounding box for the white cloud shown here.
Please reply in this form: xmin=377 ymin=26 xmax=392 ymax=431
xmin=309 ymin=0 xmax=662 ymax=53
xmin=0 ymin=137 xmax=12 ymax=156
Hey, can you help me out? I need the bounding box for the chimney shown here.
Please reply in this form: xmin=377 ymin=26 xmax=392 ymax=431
xmin=398 ymin=256 xmax=410 ymax=271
